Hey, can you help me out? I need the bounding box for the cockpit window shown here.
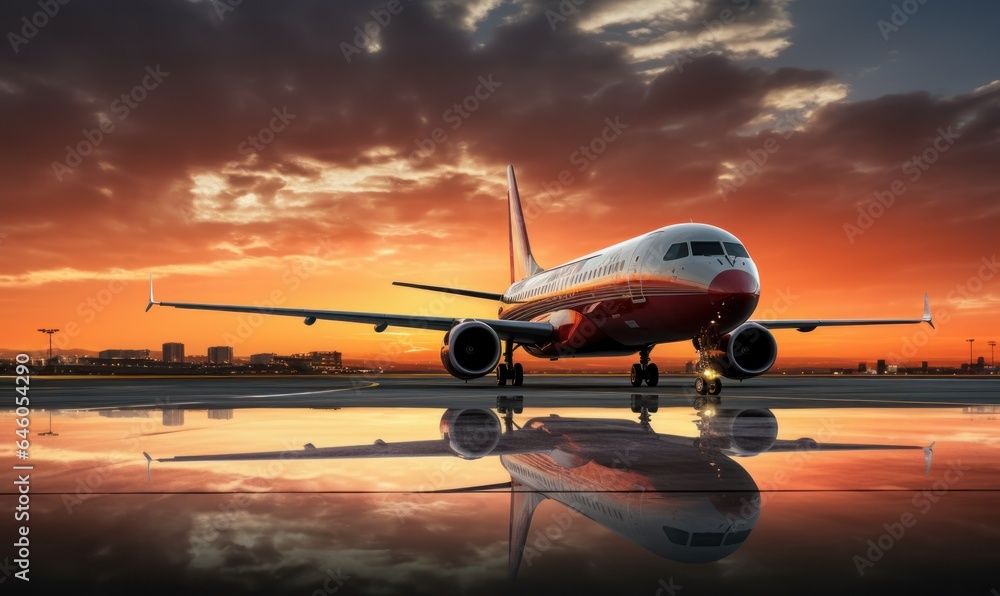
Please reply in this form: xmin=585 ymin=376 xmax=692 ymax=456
xmin=662 ymin=526 xmax=690 ymax=546
xmin=723 ymin=242 xmax=750 ymax=258
xmin=690 ymin=532 xmax=725 ymax=547
xmin=663 ymin=242 xmax=689 ymax=261
xmin=690 ymin=241 xmax=724 ymax=256
xmin=723 ymin=529 xmax=752 ymax=545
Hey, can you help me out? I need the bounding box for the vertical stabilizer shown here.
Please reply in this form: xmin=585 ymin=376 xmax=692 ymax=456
xmin=507 ymin=165 xmax=544 ymax=283
xmin=508 ymin=478 xmax=546 ymax=579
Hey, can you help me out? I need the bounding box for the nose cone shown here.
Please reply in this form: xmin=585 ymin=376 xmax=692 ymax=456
xmin=707 ymin=269 xmax=759 ymax=327
xmin=708 ymin=269 xmax=759 ymax=300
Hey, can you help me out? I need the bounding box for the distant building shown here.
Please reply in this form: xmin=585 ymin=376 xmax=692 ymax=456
xmin=309 ymin=351 xmax=343 ymax=370
xmin=162 ymin=342 xmax=185 ymax=363
xmin=858 ymin=362 xmax=867 ymax=373
xmin=876 ymin=359 xmax=887 ymax=375
xmin=685 ymin=361 xmax=695 ymax=374
xmin=250 ymin=353 xmax=275 ymax=365
xmin=99 ymin=349 xmax=151 ymax=360
xmin=922 ymin=361 xmax=928 ymax=372
xmin=207 ymin=346 xmax=234 ymax=364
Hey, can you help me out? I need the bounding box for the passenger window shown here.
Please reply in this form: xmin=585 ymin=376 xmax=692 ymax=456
xmin=691 ymin=241 xmax=724 ymax=256
xmin=663 ymin=243 xmax=689 ymax=261
xmin=723 ymin=242 xmax=750 ymax=258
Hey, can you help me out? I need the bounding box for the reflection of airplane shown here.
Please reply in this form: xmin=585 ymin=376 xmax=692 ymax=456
xmin=146 ymin=403 xmax=933 ymax=576
xmin=146 ymin=165 xmax=932 ymax=395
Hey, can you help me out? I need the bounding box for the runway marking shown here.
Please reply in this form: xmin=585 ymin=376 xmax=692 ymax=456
xmin=75 ymin=382 xmax=380 ymax=410
xmin=229 ymin=382 xmax=379 ymax=399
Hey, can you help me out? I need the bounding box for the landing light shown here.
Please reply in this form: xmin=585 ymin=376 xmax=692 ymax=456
xmin=703 ymin=369 xmax=719 ymax=380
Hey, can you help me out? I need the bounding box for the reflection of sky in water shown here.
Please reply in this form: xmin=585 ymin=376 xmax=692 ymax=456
xmin=1 ymin=406 xmax=999 ymax=594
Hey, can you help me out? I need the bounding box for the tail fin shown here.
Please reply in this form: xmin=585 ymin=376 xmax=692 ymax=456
xmin=508 ymin=478 xmax=546 ymax=580
xmin=507 ymin=165 xmax=543 ymax=283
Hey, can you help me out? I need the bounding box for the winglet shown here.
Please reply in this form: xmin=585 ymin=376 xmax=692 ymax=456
xmin=145 ymin=276 xmax=158 ymax=312
xmin=922 ymin=293 xmax=933 ymax=328
xmin=923 ymin=441 xmax=935 ymax=476
xmin=143 ymin=451 xmax=153 ymax=483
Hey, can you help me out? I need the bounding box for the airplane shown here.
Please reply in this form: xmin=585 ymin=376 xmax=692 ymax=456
xmin=146 ymin=165 xmax=933 ymax=396
xmin=143 ymin=402 xmax=934 ymax=578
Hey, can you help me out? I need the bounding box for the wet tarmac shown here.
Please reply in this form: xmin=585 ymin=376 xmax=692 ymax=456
xmin=1 ymin=376 xmax=998 ymax=594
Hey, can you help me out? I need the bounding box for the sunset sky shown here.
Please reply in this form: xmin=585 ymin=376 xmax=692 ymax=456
xmin=1 ymin=0 xmax=998 ymax=368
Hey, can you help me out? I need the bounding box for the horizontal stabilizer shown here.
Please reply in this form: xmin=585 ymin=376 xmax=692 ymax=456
xmin=392 ymin=281 xmax=504 ymax=301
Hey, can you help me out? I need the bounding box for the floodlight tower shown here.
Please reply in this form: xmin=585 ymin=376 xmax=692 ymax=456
xmin=37 ymin=328 xmax=59 ymax=362
xmin=989 ymin=340 xmax=997 ymax=371
xmin=966 ymin=338 xmax=975 ymax=372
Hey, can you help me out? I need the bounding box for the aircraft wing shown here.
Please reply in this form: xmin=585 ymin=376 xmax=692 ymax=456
xmin=752 ymin=293 xmax=933 ymax=332
xmin=145 ymin=277 xmax=553 ymax=344
xmin=145 ymin=431 xmax=554 ymax=464
xmin=765 ymin=439 xmax=935 ymax=474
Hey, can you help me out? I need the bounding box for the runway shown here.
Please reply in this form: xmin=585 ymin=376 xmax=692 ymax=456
xmin=18 ymin=373 xmax=1000 ymax=410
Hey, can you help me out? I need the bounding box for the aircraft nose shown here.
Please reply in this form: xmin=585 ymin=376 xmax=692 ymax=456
xmin=708 ymin=269 xmax=759 ymax=299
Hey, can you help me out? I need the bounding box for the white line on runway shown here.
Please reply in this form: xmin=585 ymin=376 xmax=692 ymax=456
xmin=78 ymin=383 xmax=380 ymax=410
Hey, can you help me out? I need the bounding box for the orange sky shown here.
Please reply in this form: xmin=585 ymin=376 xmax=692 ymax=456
xmin=1 ymin=1 xmax=998 ymax=369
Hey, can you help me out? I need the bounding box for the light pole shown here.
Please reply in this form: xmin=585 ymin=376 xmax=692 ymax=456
xmin=966 ymin=338 xmax=975 ymax=372
xmin=37 ymin=328 xmax=59 ymax=363
xmin=39 ymin=411 xmax=58 ymax=437
xmin=989 ymin=340 xmax=997 ymax=372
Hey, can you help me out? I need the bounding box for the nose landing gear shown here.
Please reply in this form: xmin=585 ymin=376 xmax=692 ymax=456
xmin=693 ymin=375 xmax=722 ymax=396
xmin=692 ymin=327 xmax=724 ymax=401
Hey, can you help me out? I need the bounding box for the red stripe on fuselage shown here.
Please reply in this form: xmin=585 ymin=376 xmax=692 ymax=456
xmin=501 ymin=277 xmax=758 ymax=357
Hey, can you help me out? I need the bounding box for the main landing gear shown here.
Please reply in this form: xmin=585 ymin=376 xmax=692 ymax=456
xmin=630 ymin=394 xmax=658 ymax=427
xmin=497 ymin=341 xmax=523 ymax=387
xmin=497 ymin=395 xmax=523 ymax=432
xmin=629 ymin=346 xmax=659 ymax=387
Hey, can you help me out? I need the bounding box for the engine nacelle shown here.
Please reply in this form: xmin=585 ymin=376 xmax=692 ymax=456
xmin=696 ymin=408 xmax=778 ymax=456
xmin=439 ymin=408 xmax=502 ymax=459
xmin=711 ymin=322 xmax=777 ymax=380
xmin=440 ymin=320 xmax=502 ymax=380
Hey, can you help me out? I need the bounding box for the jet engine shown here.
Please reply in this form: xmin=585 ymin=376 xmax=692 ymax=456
xmin=440 ymin=320 xmax=502 ymax=380
xmin=439 ymin=408 xmax=502 ymax=459
xmin=696 ymin=408 xmax=778 ymax=456
xmin=711 ymin=322 xmax=777 ymax=379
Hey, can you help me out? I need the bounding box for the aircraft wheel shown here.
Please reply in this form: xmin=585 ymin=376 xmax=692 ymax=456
xmin=693 ymin=396 xmax=708 ymax=410
xmin=709 ymin=395 xmax=721 ymax=405
xmin=496 ymin=364 xmax=508 ymax=386
xmin=645 ymin=363 xmax=659 ymax=387
xmin=694 ymin=376 xmax=708 ymax=395
xmin=708 ymin=378 xmax=722 ymax=396
xmin=630 ymin=394 xmax=642 ymax=413
xmin=513 ymin=363 xmax=524 ymax=386
xmin=630 ymin=364 xmax=644 ymax=387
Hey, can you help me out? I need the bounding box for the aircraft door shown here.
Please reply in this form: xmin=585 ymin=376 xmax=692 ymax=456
xmin=627 ymin=232 xmax=663 ymax=303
